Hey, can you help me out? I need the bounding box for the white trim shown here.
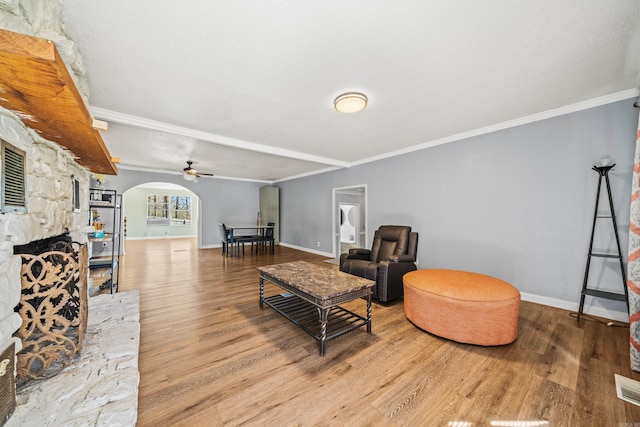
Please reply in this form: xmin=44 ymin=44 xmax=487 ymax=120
xmin=199 ymin=244 xmax=219 ymax=249
xmin=278 ymin=242 xmax=333 ymax=258
xmin=350 ymin=89 xmax=640 ymax=168
xmin=273 ymin=166 xmax=344 ymax=183
xmin=117 ymin=164 xmax=274 ymax=184
xmin=124 ymin=235 xmax=198 ymax=240
xmin=263 ymin=245 xmax=631 ymax=322
xmin=520 ymin=292 xmax=628 ymax=323
xmin=93 ymin=89 xmax=639 ymax=183
xmin=89 ymin=106 xmax=350 ymax=168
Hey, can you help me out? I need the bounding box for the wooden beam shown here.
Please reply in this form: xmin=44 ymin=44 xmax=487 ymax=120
xmin=0 ymin=29 xmax=117 ymax=175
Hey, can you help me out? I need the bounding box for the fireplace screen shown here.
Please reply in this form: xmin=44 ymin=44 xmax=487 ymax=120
xmin=13 ymin=236 xmax=87 ymax=386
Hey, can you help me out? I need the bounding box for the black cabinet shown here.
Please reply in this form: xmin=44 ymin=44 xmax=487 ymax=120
xmin=88 ymin=189 xmax=122 ymax=294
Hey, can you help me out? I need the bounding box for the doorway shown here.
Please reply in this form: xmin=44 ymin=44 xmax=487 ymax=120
xmin=333 ymin=185 xmax=367 ymax=258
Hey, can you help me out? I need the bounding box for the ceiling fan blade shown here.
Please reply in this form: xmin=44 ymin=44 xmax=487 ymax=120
xmin=198 ymin=172 xmax=214 ymax=176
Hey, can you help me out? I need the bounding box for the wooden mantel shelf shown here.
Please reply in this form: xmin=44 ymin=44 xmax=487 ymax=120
xmin=0 ymin=29 xmax=117 ymax=175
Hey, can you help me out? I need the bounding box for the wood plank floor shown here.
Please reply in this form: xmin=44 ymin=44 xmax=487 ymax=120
xmin=118 ymin=238 xmax=640 ymax=426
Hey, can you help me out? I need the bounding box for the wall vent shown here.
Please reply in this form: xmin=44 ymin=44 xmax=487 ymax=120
xmin=1 ymin=140 xmax=27 ymax=213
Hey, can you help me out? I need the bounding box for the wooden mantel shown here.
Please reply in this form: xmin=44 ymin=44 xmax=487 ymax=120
xmin=0 ymin=29 xmax=117 ymax=175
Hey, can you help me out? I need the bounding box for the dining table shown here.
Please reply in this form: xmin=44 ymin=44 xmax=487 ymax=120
xmin=226 ymin=224 xmax=275 ymax=254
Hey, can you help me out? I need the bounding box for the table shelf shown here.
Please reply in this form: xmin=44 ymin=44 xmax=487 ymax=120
xmin=262 ymin=293 xmax=369 ymax=342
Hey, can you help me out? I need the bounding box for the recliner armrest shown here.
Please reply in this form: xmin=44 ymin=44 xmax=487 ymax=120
xmin=346 ymin=248 xmax=371 ymax=260
xmin=388 ymin=254 xmax=415 ymax=263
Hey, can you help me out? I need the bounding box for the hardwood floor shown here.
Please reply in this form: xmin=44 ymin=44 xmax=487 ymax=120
xmin=119 ymin=238 xmax=640 ymax=426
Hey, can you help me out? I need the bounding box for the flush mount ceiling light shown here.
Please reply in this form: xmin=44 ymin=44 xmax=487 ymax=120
xmin=334 ymin=92 xmax=368 ymax=113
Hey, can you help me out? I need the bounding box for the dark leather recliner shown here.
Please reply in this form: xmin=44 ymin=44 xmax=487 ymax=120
xmin=339 ymin=225 xmax=419 ymax=302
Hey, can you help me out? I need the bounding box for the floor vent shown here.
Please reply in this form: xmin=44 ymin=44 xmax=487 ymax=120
xmin=615 ymin=374 xmax=640 ymax=406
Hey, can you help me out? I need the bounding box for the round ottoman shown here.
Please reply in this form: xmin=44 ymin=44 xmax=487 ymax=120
xmin=403 ymin=269 xmax=520 ymax=346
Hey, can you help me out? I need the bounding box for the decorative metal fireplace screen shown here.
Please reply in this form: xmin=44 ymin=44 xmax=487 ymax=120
xmin=12 ymin=235 xmax=87 ymax=386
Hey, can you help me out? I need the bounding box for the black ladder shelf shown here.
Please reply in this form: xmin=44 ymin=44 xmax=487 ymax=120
xmin=577 ymin=164 xmax=628 ymax=320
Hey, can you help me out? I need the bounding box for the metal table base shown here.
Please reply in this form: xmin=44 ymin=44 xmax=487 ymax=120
xmin=260 ymin=274 xmax=372 ymax=356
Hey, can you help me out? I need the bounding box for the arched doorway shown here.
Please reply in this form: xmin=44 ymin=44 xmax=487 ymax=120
xmin=122 ymin=182 xmax=201 ymax=250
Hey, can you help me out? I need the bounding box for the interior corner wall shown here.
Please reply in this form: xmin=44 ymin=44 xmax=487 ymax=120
xmin=103 ymin=170 xmax=263 ymax=247
xmin=277 ymin=98 xmax=638 ymax=321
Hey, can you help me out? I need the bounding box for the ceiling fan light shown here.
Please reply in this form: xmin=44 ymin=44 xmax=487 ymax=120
xmin=334 ymin=92 xmax=367 ymax=113
xmin=183 ymin=172 xmax=196 ymax=181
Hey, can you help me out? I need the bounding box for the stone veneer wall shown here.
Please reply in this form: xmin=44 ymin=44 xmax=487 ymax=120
xmin=0 ymin=108 xmax=91 ymax=382
xmin=0 ymin=0 xmax=93 ymax=408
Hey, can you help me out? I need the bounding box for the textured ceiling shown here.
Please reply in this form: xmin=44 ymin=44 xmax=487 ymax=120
xmin=58 ymin=1 xmax=640 ymax=182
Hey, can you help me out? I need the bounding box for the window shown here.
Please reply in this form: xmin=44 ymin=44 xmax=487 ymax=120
xmin=147 ymin=194 xmax=169 ymax=226
xmin=170 ymin=195 xmax=192 ymax=225
xmin=1 ymin=140 xmax=27 ymax=213
xmin=147 ymin=194 xmax=191 ymax=226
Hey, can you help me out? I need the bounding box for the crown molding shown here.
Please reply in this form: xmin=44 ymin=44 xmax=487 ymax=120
xmin=89 ymin=107 xmax=349 ymax=168
xmin=94 ymin=89 xmax=639 ymax=182
xmin=117 ymin=164 xmax=273 ymax=184
xmin=350 ymin=88 xmax=640 ymax=168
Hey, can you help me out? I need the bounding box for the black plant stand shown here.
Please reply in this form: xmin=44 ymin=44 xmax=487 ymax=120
xmin=577 ymin=164 xmax=628 ymax=320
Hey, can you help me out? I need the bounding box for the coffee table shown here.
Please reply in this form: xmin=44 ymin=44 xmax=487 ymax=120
xmin=257 ymin=261 xmax=375 ymax=356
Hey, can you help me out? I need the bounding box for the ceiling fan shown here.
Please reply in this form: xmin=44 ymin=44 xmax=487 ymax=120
xmin=182 ymin=160 xmax=213 ymax=181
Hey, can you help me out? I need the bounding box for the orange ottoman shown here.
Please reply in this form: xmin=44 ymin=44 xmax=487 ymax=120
xmin=403 ymin=269 xmax=520 ymax=346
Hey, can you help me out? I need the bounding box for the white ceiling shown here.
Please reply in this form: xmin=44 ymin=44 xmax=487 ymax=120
xmin=58 ymin=1 xmax=640 ymax=183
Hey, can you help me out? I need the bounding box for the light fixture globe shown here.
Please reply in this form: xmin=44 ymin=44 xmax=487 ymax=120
xmin=183 ymin=172 xmax=197 ymax=181
xmin=334 ymin=92 xmax=367 ymax=113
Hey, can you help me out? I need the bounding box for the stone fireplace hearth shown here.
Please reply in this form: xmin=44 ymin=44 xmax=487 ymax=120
xmin=6 ymin=290 xmax=140 ymax=427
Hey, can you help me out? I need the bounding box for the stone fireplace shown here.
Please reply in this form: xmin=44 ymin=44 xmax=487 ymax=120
xmin=0 ymin=4 xmax=139 ymax=425
xmin=0 ymin=2 xmax=95 ymax=424
xmin=0 ymin=105 xmax=91 ymax=424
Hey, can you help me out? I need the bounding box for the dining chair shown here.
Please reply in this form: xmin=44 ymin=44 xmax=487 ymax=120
xmin=219 ymin=223 xmax=241 ymax=257
xmin=257 ymin=222 xmax=275 ymax=253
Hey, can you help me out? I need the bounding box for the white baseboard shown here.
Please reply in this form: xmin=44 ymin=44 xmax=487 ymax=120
xmin=520 ymin=292 xmax=629 ymax=323
xmin=200 ymin=244 xmax=219 ymax=249
xmin=125 ymin=235 xmax=197 ymax=241
xmin=280 ymin=242 xmax=629 ymax=323
xmin=278 ymin=242 xmax=333 ymax=258
xmin=172 ymin=239 xmax=631 ymax=323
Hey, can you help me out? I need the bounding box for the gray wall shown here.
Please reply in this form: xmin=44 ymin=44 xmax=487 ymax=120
xmin=102 ymin=170 xmax=264 ymax=247
xmin=278 ymin=99 xmax=638 ymax=320
xmin=102 ymin=99 xmax=637 ymax=320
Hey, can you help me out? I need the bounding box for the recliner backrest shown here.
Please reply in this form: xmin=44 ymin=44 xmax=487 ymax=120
xmin=370 ymin=225 xmax=411 ymax=262
xmin=407 ymin=231 xmax=419 ymax=261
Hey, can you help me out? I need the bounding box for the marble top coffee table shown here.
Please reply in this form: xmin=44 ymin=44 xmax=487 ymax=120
xmin=257 ymin=261 xmax=375 ymax=356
